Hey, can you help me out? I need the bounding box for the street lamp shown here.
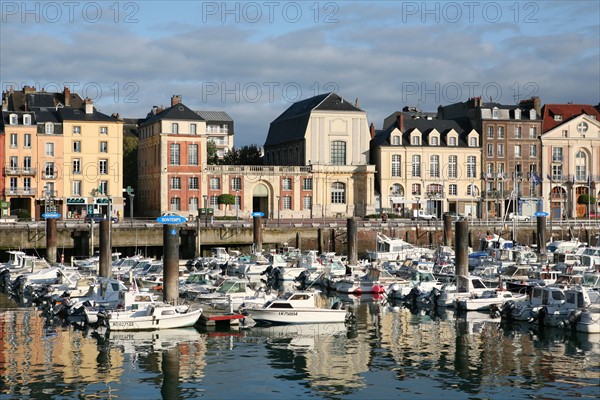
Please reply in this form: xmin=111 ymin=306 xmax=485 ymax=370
xmin=128 ymin=193 xmax=135 ymax=221
xmin=235 ymin=189 xmax=240 ymax=224
xmin=277 ymin=195 xmax=281 ymax=227
xmin=203 ymin=195 xmax=208 ymax=227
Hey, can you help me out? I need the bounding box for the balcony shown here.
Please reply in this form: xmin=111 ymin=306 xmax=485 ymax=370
xmin=3 ymin=167 xmax=37 ymax=176
xmin=4 ymin=187 xmax=37 ymax=196
xmin=425 ymin=192 xmax=445 ymax=199
xmin=42 ymin=174 xmax=57 ymax=180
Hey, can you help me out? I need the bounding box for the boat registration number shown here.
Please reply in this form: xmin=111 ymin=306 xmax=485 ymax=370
xmin=278 ymin=312 xmax=297 ymax=316
xmin=113 ymin=321 xmax=135 ymax=327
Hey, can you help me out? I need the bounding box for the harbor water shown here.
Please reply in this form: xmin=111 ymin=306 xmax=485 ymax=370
xmin=1 ymin=293 xmax=599 ymax=400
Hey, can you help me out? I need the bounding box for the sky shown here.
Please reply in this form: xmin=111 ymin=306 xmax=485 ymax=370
xmin=1 ymin=1 xmax=599 ymax=146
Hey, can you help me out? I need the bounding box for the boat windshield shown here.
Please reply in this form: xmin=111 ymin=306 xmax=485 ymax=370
xmin=218 ymin=280 xmax=244 ymax=293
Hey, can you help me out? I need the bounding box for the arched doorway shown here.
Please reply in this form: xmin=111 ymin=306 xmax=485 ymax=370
xmin=550 ymin=186 xmax=567 ymax=219
xmin=575 ymin=186 xmax=589 ymax=218
xmin=252 ymin=183 xmax=270 ymax=218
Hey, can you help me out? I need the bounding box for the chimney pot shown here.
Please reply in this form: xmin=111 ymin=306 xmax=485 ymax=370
xmin=171 ymin=95 xmax=182 ymax=107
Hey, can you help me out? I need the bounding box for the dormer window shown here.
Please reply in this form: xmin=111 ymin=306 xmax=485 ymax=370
xmin=172 ymin=123 xmax=179 ymax=134
xmin=45 ymin=122 xmax=54 ymax=134
xmin=430 ymin=136 xmax=439 ymax=146
xmin=514 ymin=109 xmax=521 ymax=119
xmin=529 ymin=109 xmax=536 ymax=120
xmin=23 ymin=114 xmax=31 ymax=125
xmin=469 ymin=137 xmax=478 ymax=147
xmin=412 ymin=136 xmax=420 ymax=145
xmin=392 ymin=136 xmax=400 ymax=145
xmin=492 ymin=107 xmax=499 ymax=119
xmin=448 ymin=136 xmax=457 ymax=146
xmin=554 ymin=114 xmax=562 ymax=121
xmin=9 ymin=114 xmax=17 ymax=125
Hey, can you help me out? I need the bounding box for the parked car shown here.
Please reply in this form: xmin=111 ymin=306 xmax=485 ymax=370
xmin=508 ymin=212 xmax=530 ymax=222
xmin=412 ymin=209 xmax=437 ymax=220
xmin=85 ymin=213 xmax=118 ymax=223
xmin=589 ymin=212 xmax=600 ymax=219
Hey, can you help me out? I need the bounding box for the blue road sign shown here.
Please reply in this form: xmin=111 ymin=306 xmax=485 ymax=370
xmin=251 ymin=212 xmax=264 ymax=217
xmin=42 ymin=212 xmax=61 ymax=219
xmin=534 ymin=211 xmax=549 ymax=217
xmin=170 ymin=229 xmax=177 ymax=235
xmin=156 ymin=215 xmax=187 ymax=224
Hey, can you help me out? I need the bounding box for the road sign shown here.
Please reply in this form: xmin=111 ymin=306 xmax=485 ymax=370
xmin=170 ymin=229 xmax=177 ymax=236
xmin=156 ymin=215 xmax=187 ymax=224
xmin=42 ymin=212 xmax=61 ymax=219
xmin=251 ymin=211 xmax=264 ymax=217
xmin=534 ymin=211 xmax=549 ymax=217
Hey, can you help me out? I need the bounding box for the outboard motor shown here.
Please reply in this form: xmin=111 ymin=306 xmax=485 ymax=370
xmin=0 ymin=269 xmax=11 ymax=294
xmin=10 ymin=275 xmax=26 ymax=298
xmin=559 ymin=309 xmax=583 ymax=329
xmin=294 ymin=270 xmax=310 ymax=290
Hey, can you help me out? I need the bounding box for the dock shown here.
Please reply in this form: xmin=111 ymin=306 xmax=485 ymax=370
xmin=198 ymin=306 xmax=247 ymax=329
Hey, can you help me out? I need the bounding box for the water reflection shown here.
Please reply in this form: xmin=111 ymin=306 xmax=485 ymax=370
xmin=1 ymin=293 xmax=599 ymax=399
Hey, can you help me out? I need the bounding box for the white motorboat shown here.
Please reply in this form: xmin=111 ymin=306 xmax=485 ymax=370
xmin=499 ymin=285 xmax=566 ymax=322
xmin=541 ymin=285 xmax=600 ymax=331
xmin=104 ymin=303 xmax=203 ymax=331
xmin=386 ymin=269 xmax=442 ymax=300
xmin=366 ymin=234 xmax=435 ymax=262
xmin=247 ymin=290 xmax=349 ymax=325
xmin=436 ymin=275 xmax=492 ymax=307
xmin=456 ymin=289 xmax=527 ymax=311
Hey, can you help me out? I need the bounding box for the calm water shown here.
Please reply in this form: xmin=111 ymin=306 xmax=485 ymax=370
xmin=1 ymin=293 xmax=599 ymax=400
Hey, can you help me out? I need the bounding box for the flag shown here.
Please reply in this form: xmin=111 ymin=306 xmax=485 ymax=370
xmin=531 ymin=172 xmax=542 ymax=185
xmin=587 ymin=174 xmax=591 ymax=187
xmin=547 ymin=174 xmax=552 ymax=181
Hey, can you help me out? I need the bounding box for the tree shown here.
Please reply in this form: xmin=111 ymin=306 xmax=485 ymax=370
xmin=221 ymin=145 xmax=263 ymax=165
xmin=577 ymin=193 xmax=597 ymax=216
xmin=218 ymin=193 xmax=236 ymax=216
xmin=123 ymin=135 xmax=138 ymax=197
xmin=207 ymin=141 xmax=219 ymax=165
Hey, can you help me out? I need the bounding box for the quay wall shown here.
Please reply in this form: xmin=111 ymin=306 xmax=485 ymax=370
xmin=0 ymin=222 xmax=594 ymax=260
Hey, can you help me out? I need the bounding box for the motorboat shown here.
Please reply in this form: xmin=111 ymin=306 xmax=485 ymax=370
xmin=103 ymin=302 xmax=202 ymax=331
xmin=333 ymin=265 xmax=394 ymax=294
xmin=436 ymin=275 xmax=492 ymax=307
xmin=366 ymin=233 xmax=435 ymax=262
xmin=456 ymin=289 xmax=526 ymax=311
xmin=540 ymin=285 xmax=600 ymax=330
xmin=498 ymin=285 xmax=566 ymax=322
xmin=246 ymin=290 xmax=349 ymax=325
xmin=386 ymin=269 xmax=443 ymax=300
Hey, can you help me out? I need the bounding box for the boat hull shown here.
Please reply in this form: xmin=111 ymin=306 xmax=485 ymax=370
xmin=107 ymin=307 xmax=203 ymax=331
xmin=249 ymin=308 xmax=348 ymax=325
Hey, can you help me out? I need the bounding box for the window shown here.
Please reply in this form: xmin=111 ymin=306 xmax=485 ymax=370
xmin=100 ymin=141 xmax=108 ymax=153
xmin=73 ymin=141 xmax=81 ymax=152
xmin=170 ymin=197 xmax=181 ymax=211
xmin=412 ymin=155 xmax=421 ymax=177
xmin=448 ymin=155 xmax=457 ymax=179
xmin=515 ymin=126 xmax=522 ymax=138
xmin=282 ymin=178 xmax=292 ymax=190
xmin=282 ymin=196 xmax=292 ymax=210
xmin=209 ymin=177 xmax=220 ymax=190
xmin=390 ymin=183 xmax=401 ymax=195
xmin=303 ymin=178 xmax=313 ymax=190
xmin=170 ymin=144 xmax=180 ymax=165
xmin=24 ymin=134 xmax=31 ymax=148
xmin=552 ymin=164 xmax=563 ymax=181
xmin=467 ymin=184 xmax=478 ymax=196
xmin=10 ymin=133 xmax=17 ymax=148
xmin=172 ymin=123 xmax=179 ymax=134
xmin=430 ymin=155 xmax=440 ymax=178
xmin=514 ymin=109 xmax=521 ymax=119
xmin=72 ymin=180 xmax=82 ymax=196
xmin=100 ymin=126 xmax=108 ymax=135
xmin=331 ymin=141 xmax=346 ymax=165
xmin=448 ymin=136 xmax=457 ymax=146
xmin=210 ymin=196 xmax=219 ymax=207
xmin=554 ymin=115 xmax=562 ymax=121
xmin=45 ymin=162 xmax=55 ymax=178
xmin=497 ymin=144 xmax=505 ymax=157
xmin=189 ymin=177 xmax=199 ymax=190
xmin=529 ymin=126 xmax=537 ymax=138
xmin=331 ymin=182 xmax=346 ymax=204
xmin=23 ymin=156 xmax=32 ymax=172
xmin=514 ymin=145 xmax=522 ymax=158
xmin=487 ymin=126 xmax=494 ymax=138
xmin=189 ymin=197 xmax=198 ymax=211
xmin=9 ymin=156 xmax=18 ymax=170
xmin=170 ymin=177 xmax=181 ymax=189
xmin=487 ymin=144 xmax=494 ymax=157
xmin=45 ymin=142 xmax=54 ymax=156
xmin=231 ymin=177 xmax=241 ymax=190
xmin=303 ymin=196 xmax=312 ymax=210
xmin=412 ymin=135 xmax=420 ymax=145
xmin=552 ymin=147 xmax=563 ymax=162
xmin=412 ymin=183 xmax=421 ymax=195
xmin=45 ymin=123 xmax=54 ymax=134
xmin=529 ymin=145 xmax=537 ymax=158
xmin=497 ymin=126 xmax=504 ymax=139
xmin=22 ymin=114 xmax=31 ymax=125
xmin=186 ymin=144 xmax=198 ymax=165
xmin=391 ymin=155 xmax=401 ymax=177
xmin=235 ymin=196 xmax=241 ymax=209
xmin=73 ymin=159 xmax=81 ymax=174
xmin=9 ymin=177 xmax=17 ymax=192
xmin=575 ymin=151 xmax=587 ymax=181
xmin=190 ymin=123 xmax=197 ymax=135
xmin=492 ymin=108 xmax=498 ymax=119
xmin=73 ymin=126 xmax=81 ymax=134
xmin=469 ymin=137 xmax=478 ymax=147
xmin=430 ymin=136 xmax=439 ymax=145
xmin=9 ymin=114 xmax=17 ymax=125
xmin=99 ymin=159 xmax=108 ymax=174
xmin=467 ymin=156 xmax=476 ymax=178
xmin=449 ymin=184 xmax=457 ymax=196
xmin=23 ymin=178 xmax=31 ymax=193
xmin=392 ymin=136 xmax=400 ymax=145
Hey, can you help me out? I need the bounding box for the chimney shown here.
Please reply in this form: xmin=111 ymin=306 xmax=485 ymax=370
xmin=171 ymin=95 xmax=182 ymax=107
xmin=23 ymin=85 xmax=36 ymax=94
xmin=64 ymin=86 xmax=71 ymax=107
xmin=369 ymin=122 xmax=375 ymax=139
xmin=533 ymin=96 xmax=541 ymax=116
xmin=84 ymin=98 xmax=94 ymax=114
xmin=1 ymin=98 xmax=7 ymax=112
xmin=355 ymin=98 xmax=359 ymax=108
xmin=396 ymin=113 xmax=404 ymax=131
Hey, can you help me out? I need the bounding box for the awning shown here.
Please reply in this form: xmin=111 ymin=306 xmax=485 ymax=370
xmin=390 ymin=197 xmax=418 ymax=204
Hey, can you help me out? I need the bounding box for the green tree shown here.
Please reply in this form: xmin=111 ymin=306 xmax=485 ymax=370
xmin=207 ymin=141 xmax=219 ymax=165
xmin=577 ymin=193 xmax=597 ymax=216
xmin=221 ymin=145 xmax=263 ymax=165
xmin=218 ymin=193 xmax=236 ymax=216
xmin=123 ymin=135 xmax=138 ymax=205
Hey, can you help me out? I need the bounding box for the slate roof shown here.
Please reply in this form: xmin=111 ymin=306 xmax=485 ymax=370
xmin=541 ymin=104 xmax=600 ymax=133
xmin=59 ymin=107 xmax=118 ymax=122
xmin=140 ymin=102 xmax=205 ymax=127
xmin=372 ymin=117 xmax=471 ymax=147
xmin=196 ymin=110 xmax=233 ymax=122
xmin=264 ymin=92 xmax=363 ymax=147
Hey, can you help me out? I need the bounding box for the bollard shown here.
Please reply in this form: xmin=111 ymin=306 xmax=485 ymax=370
xmin=347 ymin=218 xmax=358 ymax=266
xmin=163 ymin=224 xmax=179 ymax=305
xmin=98 ymin=220 xmax=111 ymax=278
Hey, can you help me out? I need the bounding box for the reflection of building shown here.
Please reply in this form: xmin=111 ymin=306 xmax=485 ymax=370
xmin=371 ymin=111 xmax=481 ymax=218
xmin=438 ymin=97 xmax=543 ymax=219
xmin=539 ymin=104 xmax=600 ymax=219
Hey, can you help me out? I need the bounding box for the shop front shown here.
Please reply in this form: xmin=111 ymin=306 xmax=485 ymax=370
xmin=66 ymin=197 xmax=86 ymax=219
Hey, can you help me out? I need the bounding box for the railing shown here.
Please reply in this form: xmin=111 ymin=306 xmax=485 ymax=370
xmin=205 ymin=165 xmax=312 ymax=175
xmin=3 ymin=167 xmax=37 ymax=176
xmin=4 ymin=187 xmax=37 ymax=196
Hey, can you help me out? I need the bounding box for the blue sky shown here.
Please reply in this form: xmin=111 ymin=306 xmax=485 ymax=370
xmin=1 ymin=1 xmax=599 ymax=146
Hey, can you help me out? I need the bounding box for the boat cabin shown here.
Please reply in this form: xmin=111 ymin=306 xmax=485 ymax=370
xmin=216 ymin=279 xmax=249 ymax=294
xmin=263 ymin=291 xmax=317 ymax=309
xmin=530 ymin=286 xmax=565 ymax=307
